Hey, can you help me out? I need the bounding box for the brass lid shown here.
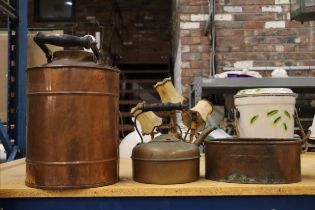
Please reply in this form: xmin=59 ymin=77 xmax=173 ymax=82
xmin=131 ymin=134 xmax=200 ymax=161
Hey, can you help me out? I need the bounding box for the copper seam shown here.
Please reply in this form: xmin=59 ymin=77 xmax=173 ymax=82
xmin=26 ymin=158 xmax=117 ymax=165
xmin=27 ymin=91 xmax=118 ymax=96
xmin=131 ymin=156 xmax=200 ymax=161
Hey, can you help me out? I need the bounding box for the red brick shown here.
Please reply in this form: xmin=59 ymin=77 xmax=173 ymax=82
xmin=179 ymin=0 xmax=190 ymax=6
xmin=182 ymin=52 xmax=201 ymax=61
xmin=253 ymin=29 xmax=277 ymax=36
xmin=176 ymin=0 xmax=315 ymax=77
xmin=297 ymin=28 xmax=312 ymax=36
xmin=216 ymin=21 xmax=244 ymax=29
xmin=295 ymin=44 xmax=312 ymax=52
xmin=243 ymin=30 xmax=255 ymax=36
xmin=188 ymin=0 xmax=208 ymax=6
xmin=216 ymin=29 xmax=243 ymax=37
xmin=180 ymin=5 xmax=202 ymax=13
xmin=181 ymin=37 xmax=201 ymax=45
xmin=226 ymin=0 xmax=274 ymax=5
xmin=234 ymin=13 xmax=275 ymax=21
xmin=190 ymin=45 xmax=210 ymax=53
xmin=216 ymin=45 xmax=232 ymax=52
xmin=202 ymin=53 xmax=210 ymax=61
xmin=244 ymin=44 xmax=275 ymax=52
xmin=202 ymin=69 xmax=210 ymax=77
xmin=299 ymin=60 xmax=315 ymax=66
xmin=286 ymin=21 xmax=309 ymax=28
xmin=242 ymin=6 xmax=262 ymax=13
xmin=201 ymin=36 xmax=210 ymax=44
xmin=190 ymin=60 xmax=210 ymax=69
xmin=182 ymin=69 xmax=195 ymax=76
xmin=181 ymin=85 xmax=190 ymax=97
xmin=282 ymin=5 xmax=290 ymax=13
xmin=215 ymin=53 xmax=224 ymax=60
xmin=183 ymin=69 xmax=203 ymax=76
xmin=243 ymin=21 xmax=265 ymax=29
xmin=181 ymin=77 xmax=193 ymax=87
xmin=203 ymin=61 xmax=210 ymax=68
xmin=180 ymin=30 xmax=191 ymax=37
xmin=191 ymin=61 xmax=204 ymax=68
xmin=217 ymin=37 xmax=244 ymax=46
xmin=190 ymin=29 xmax=202 ymax=37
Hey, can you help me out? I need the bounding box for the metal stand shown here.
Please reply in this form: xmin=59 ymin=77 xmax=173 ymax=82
xmin=190 ymin=77 xmax=315 ymax=106
xmin=0 ymin=0 xmax=27 ymax=161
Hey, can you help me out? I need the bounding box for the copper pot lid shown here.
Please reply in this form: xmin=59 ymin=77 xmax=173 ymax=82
xmin=131 ymin=134 xmax=200 ymax=161
xmin=205 ymin=138 xmax=301 ymax=145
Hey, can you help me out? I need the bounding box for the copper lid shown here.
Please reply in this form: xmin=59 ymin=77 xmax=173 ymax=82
xmin=28 ymin=50 xmax=119 ymax=72
xmin=131 ymin=134 xmax=200 ymax=161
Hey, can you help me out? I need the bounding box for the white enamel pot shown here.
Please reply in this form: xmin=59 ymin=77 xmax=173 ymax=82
xmin=234 ymin=88 xmax=297 ymax=139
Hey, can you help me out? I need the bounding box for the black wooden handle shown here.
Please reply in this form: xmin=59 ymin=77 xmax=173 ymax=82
xmin=138 ymin=103 xmax=188 ymax=112
xmin=33 ymin=32 xmax=101 ymax=63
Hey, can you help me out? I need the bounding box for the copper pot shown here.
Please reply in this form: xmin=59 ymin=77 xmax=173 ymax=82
xmin=26 ymin=33 xmax=120 ymax=189
xmin=205 ymin=138 xmax=301 ymax=184
xmin=132 ymin=126 xmax=214 ymax=184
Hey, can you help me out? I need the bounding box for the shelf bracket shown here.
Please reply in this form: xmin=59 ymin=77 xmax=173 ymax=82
xmin=0 ymin=120 xmax=12 ymax=156
xmin=5 ymin=0 xmax=27 ymax=160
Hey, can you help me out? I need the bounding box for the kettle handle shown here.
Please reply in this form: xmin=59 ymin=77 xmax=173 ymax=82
xmin=135 ymin=102 xmax=188 ymax=112
xmin=33 ymin=32 xmax=101 ymax=63
xmin=294 ymin=109 xmax=309 ymax=152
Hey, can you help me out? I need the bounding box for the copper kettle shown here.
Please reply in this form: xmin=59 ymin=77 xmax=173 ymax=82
xmin=130 ymin=102 xmax=214 ymax=184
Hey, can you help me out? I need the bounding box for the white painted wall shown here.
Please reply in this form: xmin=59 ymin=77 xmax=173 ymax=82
xmin=174 ymin=40 xmax=182 ymax=95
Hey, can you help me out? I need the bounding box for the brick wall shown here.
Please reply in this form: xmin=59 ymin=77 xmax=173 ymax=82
xmin=173 ymin=0 xmax=315 ymax=97
xmin=0 ymin=1 xmax=171 ymax=61
xmin=215 ymin=0 xmax=315 ymax=76
xmin=27 ymin=0 xmax=169 ymax=56
xmin=173 ymin=0 xmax=211 ymax=96
xmin=28 ymin=0 xmax=171 ymax=56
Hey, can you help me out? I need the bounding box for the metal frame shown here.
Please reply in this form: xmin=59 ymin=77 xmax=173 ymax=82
xmin=2 ymin=196 xmax=315 ymax=210
xmin=0 ymin=0 xmax=16 ymax=19
xmin=190 ymin=77 xmax=315 ymax=106
xmin=290 ymin=0 xmax=315 ymax=22
xmin=0 ymin=0 xmax=27 ymax=160
xmin=223 ymin=66 xmax=315 ymax=71
xmin=189 ymin=77 xmax=202 ymax=107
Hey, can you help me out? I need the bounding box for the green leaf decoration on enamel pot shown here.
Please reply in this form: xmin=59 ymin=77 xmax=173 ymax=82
xmin=250 ymin=115 xmax=259 ymax=125
xmin=284 ymin=110 xmax=291 ymax=120
xmin=267 ymin=110 xmax=278 ymax=117
xmin=283 ymin=122 xmax=288 ymax=131
xmin=273 ymin=116 xmax=281 ymax=125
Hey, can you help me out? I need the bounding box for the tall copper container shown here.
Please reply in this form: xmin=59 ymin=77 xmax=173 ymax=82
xmin=25 ymin=33 xmax=119 ymax=189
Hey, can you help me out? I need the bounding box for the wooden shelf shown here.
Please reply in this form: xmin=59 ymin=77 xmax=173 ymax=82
xmin=2 ymin=153 xmax=315 ymax=198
